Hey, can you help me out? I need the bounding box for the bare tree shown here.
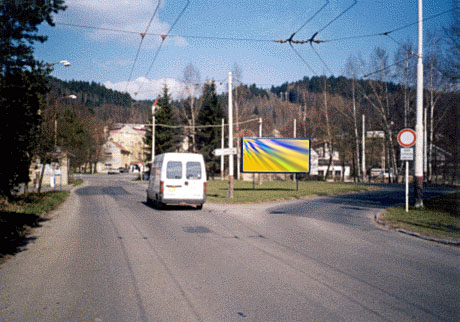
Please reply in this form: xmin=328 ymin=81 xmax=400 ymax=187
xmin=425 ymin=31 xmax=450 ymax=182
xmin=394 ymin=40 xmax=416 ymax=128
xmin=232 ymin=63 xmax=243 ymax=179
xmin=360 ymin=47 xmax=399 ymax=182
xmin=182 ymin=63 xmax=201 ymax=152
xmin=345 ymin=55 xmax=363 ymax=181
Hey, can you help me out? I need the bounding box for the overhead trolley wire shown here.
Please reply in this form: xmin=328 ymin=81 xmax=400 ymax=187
xmin=155 ymin=118 xmax=260 ymax=129
xmin=135 ymin=0 xmax=190 ymax=96
xmin=289 ymin=0 xmax=329 ymax=40
xmin=318 ymin=7 xmax=456 ymax=43
xmin=125 ymin=0 xmax=162 ymax=92
xmin=315 ymin=0 xmax=357 ymax=35
xmin=57 ymin=22 xmax=275 ymax=43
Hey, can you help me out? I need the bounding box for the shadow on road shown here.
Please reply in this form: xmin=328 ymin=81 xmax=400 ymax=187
xmin=0 ymin=211 xmax=49 ymax=260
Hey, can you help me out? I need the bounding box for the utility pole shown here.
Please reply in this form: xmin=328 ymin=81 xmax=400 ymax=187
xmin=258 ymin=117 xmax=263 ymax=185
xmin=362 ymin=114 xmax=366 ymax=181
xmin=151 ymin=102 xmax=156 ymax=164
xmin=221 ymin=118 xmax=224 ymax=181
xmin=228 ymin=72 xmax=234 ymax=198
xmin=415 ymin=0 xmax=424 ymax=208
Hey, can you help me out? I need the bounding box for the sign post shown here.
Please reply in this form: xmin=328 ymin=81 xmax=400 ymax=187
xmin=398 ymin=129 xmax=416 ymax=212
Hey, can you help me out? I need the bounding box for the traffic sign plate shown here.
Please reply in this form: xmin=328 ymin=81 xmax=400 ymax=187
xmin=213 ymin=148 xmax=237 ymax=156
xmin=398 ymin=129 xmax=416 ymax=147
xmin=400 ymin=148 xmax=414 ymax=161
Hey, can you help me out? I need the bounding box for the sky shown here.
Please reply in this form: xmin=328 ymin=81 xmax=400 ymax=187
xmin=34 ymin=0 xmax=455 ymax=100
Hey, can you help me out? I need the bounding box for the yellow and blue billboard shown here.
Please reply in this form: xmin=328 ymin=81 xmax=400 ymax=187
xmin=241 ymin=137 xmax=310 ymax=173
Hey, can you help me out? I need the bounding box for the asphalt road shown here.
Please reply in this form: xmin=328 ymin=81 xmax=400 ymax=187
xmin=0 ymin=175 xmax=458 ymax=322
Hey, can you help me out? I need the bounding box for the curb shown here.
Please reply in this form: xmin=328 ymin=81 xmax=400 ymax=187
xmin=374 ymin=211 xmax=460 ymax=246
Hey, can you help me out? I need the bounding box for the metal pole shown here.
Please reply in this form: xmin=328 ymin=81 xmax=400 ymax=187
xmin=293 ymin=119 xmax=296 ymax=138
xmin=221 ymin=118 xmax=224 ymax=181
xmin=415 ymin=0 xmax=424 ymax=208
xmin=152 ymin=116 xmax=155 ymax=164
xmin=151 ymin=102 xmax=156 ymax=164
xmin=294 ymin=119 xmax=297 ymax=186
xmin=362 ymin=114 xmax=366 ymax=181
xmin=406 ymin=161 xmax=409 ymax=212
xmin=228 ymin=72 xmax=234 ymax=198
xmin=258 ymin=117 xmax=263 ymax=185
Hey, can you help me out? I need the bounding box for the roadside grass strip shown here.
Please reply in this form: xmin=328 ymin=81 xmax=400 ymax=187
xmin=0 ymin=191 xmax=69 ymax=257
xmin=381 ymin=191 xmax=460 ymax=242
xmin=206 ymin=180 xmax=377 ymax=204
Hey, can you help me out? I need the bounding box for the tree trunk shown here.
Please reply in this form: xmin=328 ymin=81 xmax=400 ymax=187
xmin=351 ymin=77 xmax=361 ymax=182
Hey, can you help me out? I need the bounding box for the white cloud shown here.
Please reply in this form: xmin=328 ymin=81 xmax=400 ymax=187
xmin=104 ymin=77 xmax=187 ymax=100
xmin=58 ymin=0 xmax=187 ymax=47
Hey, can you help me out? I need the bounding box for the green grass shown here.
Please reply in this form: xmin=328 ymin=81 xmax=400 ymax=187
xmin=381 ymin=191 xmax=460 ymax=241
xmin=206 ymin=180 xmax=377 ymax=204
xmin=0 ymin=191 xmax=70 ymax=257
xmin=69 ymin=178 xmax=84 ymax=187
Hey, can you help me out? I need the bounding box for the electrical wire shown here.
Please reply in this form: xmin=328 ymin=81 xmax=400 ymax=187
xmin=125 ymin=0 xmax=161 ymax=92
xmin=57 ymin=22 xmax=276 ymax=42
xmin=315 ymin=0 xmax=357 ymax=35
xmin=154 ymin=118 xmax=260 ymax=129
xmin=135 ymin=0 xmax=190 ymax=96
xmin=290 ymin=1 xmax=329 ymax=40
xmin=309 ymin=43 xmax=333 ymax=74
xmin=319 ymin=7 xmax=456 ymax=43
xmin=289 ymin=42 xmax=317 ymax=75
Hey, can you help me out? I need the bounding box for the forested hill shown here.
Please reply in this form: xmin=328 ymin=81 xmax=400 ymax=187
xmin=270 ymin=75 xmax=400 ymax=103
xmin=48 ymin=77 xmax=133 ymax=107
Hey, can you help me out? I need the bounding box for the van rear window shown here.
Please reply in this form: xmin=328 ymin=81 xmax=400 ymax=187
xmin=166 ymin=161 xmax=182 ymax=179
xmin=186 ymin=162 xmax=201 ymax=179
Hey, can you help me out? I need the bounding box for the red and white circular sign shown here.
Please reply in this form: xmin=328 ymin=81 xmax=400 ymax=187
xmin=398 ymin=128 xmax=416 ymax=147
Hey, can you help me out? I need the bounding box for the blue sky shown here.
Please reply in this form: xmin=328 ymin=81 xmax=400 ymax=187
xmin=35 ymin=0 xmax=455 ymax=100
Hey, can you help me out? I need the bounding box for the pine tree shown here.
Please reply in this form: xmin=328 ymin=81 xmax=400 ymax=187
xmin=144 ymin=85 xmax=178 ymax=160
xmin=196 ymin=81 xmax=224 ymax=178
xmin=0 ymin=1 xmax=66 ymax=197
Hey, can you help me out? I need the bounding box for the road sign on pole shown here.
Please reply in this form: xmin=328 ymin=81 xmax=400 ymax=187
xmin=398 ymin=129 xmax=416 ymax=212
xmin=398 ymin=128 xmax=416 ymax=148
xmin=213 ymin=147 xmax=237 ymax=156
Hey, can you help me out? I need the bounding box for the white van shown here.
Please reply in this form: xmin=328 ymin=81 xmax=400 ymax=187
xmin=146 ymin=153 xmax=207 ymax=209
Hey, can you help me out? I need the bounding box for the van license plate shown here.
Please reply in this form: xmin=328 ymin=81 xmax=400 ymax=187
xmin=168 ymin=186 xmax=176 ymax=192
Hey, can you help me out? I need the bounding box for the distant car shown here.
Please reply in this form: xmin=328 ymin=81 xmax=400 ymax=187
xmin=118 ymin=167 xmax=127 ymax=173
xmin=108 ymin=168 xmax=120 ymax=174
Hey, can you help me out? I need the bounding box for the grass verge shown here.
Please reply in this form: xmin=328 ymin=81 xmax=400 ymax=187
xmin=206 ymin=180 xmax=377 ymax=204
xmin=0 ymin=191 xmax=70 ymax=258
xmin=380 ymin=191 xmax=460 ymax=242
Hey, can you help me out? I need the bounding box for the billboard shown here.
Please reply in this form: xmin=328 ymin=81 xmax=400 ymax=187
xmin=241 ymin=137 xmax=310 ymax=173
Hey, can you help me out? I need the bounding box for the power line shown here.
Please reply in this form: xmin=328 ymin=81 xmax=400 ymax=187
xmin=288 ymin=42 xmax=317 ymax=75
xmin=153 ymin=118 xmax=260 ymax=129
xmin=289 ymin=0 xmax=329 ymax=40
xmin=135 ymin=0 xmax=190 ymax=96
xmin=316 ymin=0 xmax=357 ymax=35
xmin=125 ymin=1 xmax=162 ymax=92
xmin=318 ymin=8 xmax=456 ymax=43
xmin=57 ymin=22 xmax=274 ymax=43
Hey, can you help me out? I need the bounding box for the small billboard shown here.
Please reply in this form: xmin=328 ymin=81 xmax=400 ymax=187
xmin=241 ymin=137 xmax=310 ymax=173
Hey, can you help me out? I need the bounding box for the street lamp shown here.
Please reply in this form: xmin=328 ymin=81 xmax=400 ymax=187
xmin=47 ymin=60 xmax=71 ymax=67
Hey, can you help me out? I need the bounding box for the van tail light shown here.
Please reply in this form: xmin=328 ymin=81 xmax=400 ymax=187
xmin=203 ymin=182 xmax=207 ymax=195
xmin=160 ymin=181 xmax=164 ymax=196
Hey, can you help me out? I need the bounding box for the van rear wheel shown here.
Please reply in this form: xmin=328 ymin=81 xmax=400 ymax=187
xmin=196 ymin=204 xmax=203 ymax=210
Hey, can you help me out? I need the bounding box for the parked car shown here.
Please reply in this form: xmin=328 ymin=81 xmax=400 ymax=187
xmin=108 ymin=168 xmax=120 ymax=174
xmin=146 ymin=153 xmax=207 ymax=209
xmin=118 ymin=167 xmax=127 ymax=173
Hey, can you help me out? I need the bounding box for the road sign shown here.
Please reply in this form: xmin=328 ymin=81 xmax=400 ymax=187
xmin=398 ymin=128 xmax=416 ymax=147
xmin=400 ymin=147 xmax=414 ymax=161
xmin=213 ymin=147 xmax=237 ymax=156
